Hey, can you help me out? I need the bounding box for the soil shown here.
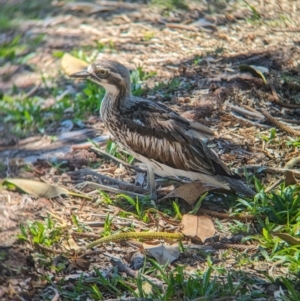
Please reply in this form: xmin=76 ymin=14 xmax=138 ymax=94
xmin=0 ymin=0 xmax=299 ymax=300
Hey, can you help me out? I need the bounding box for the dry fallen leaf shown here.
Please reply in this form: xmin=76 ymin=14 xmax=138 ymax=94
xmin=143 ymin=243 xmax=180 ymax=265
xmin=61 ymin=53 xmax=88 ymax=76
xmin=284 ymin=171 xmax=298 ymax=186
xmin=71 ymin=258 xmax=91 ymax=270
xmin=160 ymin=182 xmax=218 ymax=205
xmin=3 ymin=178 xmax=91 ymax=199
xmin=273 ymin=232 xmax=300 ymax=246
xmin=140 ymin=282 xmax=153 ymax=295
xmin=239 ymin=64 xmax=268 ymax=84
xmin=66 ymin=237 xmax=80 ymax=251
xmin=181 ymin=214 xmax=215 ymax=243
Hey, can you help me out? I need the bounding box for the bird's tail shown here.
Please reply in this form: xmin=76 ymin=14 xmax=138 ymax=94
xmin=222 ymin=176 xmax=256 ymax=197
xmin=183 ymin=172 xmax=256 ymax=197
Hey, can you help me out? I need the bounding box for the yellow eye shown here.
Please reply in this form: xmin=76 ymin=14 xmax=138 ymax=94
xmin=96 ymin=69 xmax=108 ymax=77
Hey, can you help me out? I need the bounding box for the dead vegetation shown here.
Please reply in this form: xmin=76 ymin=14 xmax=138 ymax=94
xmin=0 ymin=0 xmax=300 ymax=300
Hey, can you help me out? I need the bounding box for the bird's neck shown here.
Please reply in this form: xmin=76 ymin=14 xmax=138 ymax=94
xmin=100 ymin=84 xmax=131 ymax=121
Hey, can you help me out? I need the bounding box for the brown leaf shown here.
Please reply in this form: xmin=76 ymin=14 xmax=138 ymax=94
xmin=273 ymin=232 xmax=300 ymax=246
xmin=181 ymin=214 xmax=215 ymax=243
xmin=285 ymin=171 xmax=298 ymax=186
xmin=160 ymin=182 xmax=217 ymax=205
xmin=239 ymin=65 xmax=268 ymax=84
xmin=61 ymin=53 xmax=88 ymax=76
xmin=3 ymin=178 xmax=91 ymax=199
xmin=72 ymin=258 xmax=91 ymax=270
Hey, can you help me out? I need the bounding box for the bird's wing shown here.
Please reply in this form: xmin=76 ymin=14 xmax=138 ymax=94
xmin=117 ymin=100 xmax=236 ymax=177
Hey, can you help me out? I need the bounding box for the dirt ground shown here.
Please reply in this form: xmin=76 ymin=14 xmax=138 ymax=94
xmin=0 ymin=0 xmax=300 ymax=300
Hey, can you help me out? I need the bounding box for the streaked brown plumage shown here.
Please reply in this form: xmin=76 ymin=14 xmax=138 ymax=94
xmin=70 ymin=59 xmax=255 ymax=199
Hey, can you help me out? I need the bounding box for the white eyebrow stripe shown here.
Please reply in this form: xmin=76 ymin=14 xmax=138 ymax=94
xmin=110 ymin=71 xmax=123 ymax=80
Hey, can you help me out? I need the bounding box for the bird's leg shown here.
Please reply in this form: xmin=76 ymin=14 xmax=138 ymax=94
xmin=146 ymin=167 xmax=157 ymax=200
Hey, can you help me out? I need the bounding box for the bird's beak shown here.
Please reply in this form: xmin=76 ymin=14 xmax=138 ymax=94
xmin=69 ymin=70 xmax=90 ymax=78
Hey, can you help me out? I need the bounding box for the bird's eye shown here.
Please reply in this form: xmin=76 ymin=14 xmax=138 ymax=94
xmin=96 ymin=69 xmax=108 ymax=77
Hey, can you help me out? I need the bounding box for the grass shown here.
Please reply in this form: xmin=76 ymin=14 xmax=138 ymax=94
xmin=131 ymin=65 xmax=157 ymax=96
xmin=152 ymin=77 xmax=189 ymax=100
xmin=0 ymin=0 xmax=54 ymax=30
xmin=286 ymin=138 xmax=300 ymax=148
xmin=0 ymin=35 xmax=26 ymax=60
xmin=0 ymin=27 xmax=120 ymax=137
xmin=0 ymin=72 xmax=104 ymax=137
xmin=18 ymin=214 xmax=63 ymax=247
xmin=0 ymin=45 xmax=156 ymax=138
xmin=242 ymin=0 xmax=261 ymax=21
xmin=1 ymin=1 xmax=300 ymax=299
xmin=15 ymin=177 xmax=300 ymax=300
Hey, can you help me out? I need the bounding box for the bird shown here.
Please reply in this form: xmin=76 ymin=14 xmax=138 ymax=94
xmin=70 ymin=59 xmax=255 ymax=199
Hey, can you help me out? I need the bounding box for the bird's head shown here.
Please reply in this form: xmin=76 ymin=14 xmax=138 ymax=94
xmin=70 ymin=60 xmax=131 ymax=97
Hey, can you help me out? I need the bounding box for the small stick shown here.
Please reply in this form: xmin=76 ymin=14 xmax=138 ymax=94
xmin=270 ymin=84 xmax=300 ymax=109
xmin=69 ymin=169 xmax=147 ymax=193
xmin=279 ymin=118 xmax=300 ymax=125
xmin=235 ymin=165 xmax=300 ymax=177
xmin=21 ymin=84 xmax=40 ymax=99
xmin=111 ymin=258 xmax=165 ymax=289
xmin=166 ymin=23 xmax=199 ymax=32
xmin=229 ymin=112 xmax=271 ymax=129
xmin=75 ymin=181 xmax=147 ymax=198
xmin=284 ymin=157 xmax=300 ymax=169
xmin=50 ymin=287 xmax=60 ymax=301
xmin=265 ymin=178 xmax=284 ymax=193
xmin=228 ymin=104 xmax=264 ymax=119
xmin=91 ymin=146 xmax=145 ymax=172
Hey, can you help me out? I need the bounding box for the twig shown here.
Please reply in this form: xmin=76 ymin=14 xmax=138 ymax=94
xmin=73 ymin=232 xmax=100 ymax=239
xmin=71 ymin=135 xmax=110 ymax=150
xmin=47 ymin=210 xmax=68 ymax=228
xmin=199 ymin=208 xmax=256 ymax=222
xmin=50 ymin=287 xmax=60 ymax=301
xmin=69 ymin=169 xmax=147 ymax=193
xmin=272 ymin=28 xmax=300 ymax=32
xmin=96 ymin=1 xmax=139 ymax=9
xmin=260 ymin=109 xmax=300 ymax=136
xmin=110 ymin=258 xmax=137 ymax=278
xmin=21 ymin=84 xmax=40 ymax=99
xmin=75 ymin=181 xmax=147 ymax=198
xmin=91 ymin=146 xmax=145 ymax=172
xmin=34 ymin=243 xmax=60 ymax=254
xmin=228 ymin=112 xmax=271 ymax=129
xmin=265 ymin=178 xmax=284 ymax=193
xmin=89 ymin=214 xmax=149 ymax=227
xmin=166 ymin=23 xmax=199 ymax=32
xmin=235 ymin=165 xmax=300 ymax=177
xmin=228 ymin=104 xmax=264 ymax=119
xmin=279 ymin=118 xmax=300 ymax=125
xmin=111 ymin=258 xmax=165 ymax=289
xmin=270 ymin=84 xmax=300 ymax=109
xmin=284 ymin=157 xmax=300 ymax=169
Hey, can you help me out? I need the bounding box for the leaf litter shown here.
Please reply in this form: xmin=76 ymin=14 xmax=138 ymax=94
xmin=0 ymin=0 xmax=300 ymax=300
